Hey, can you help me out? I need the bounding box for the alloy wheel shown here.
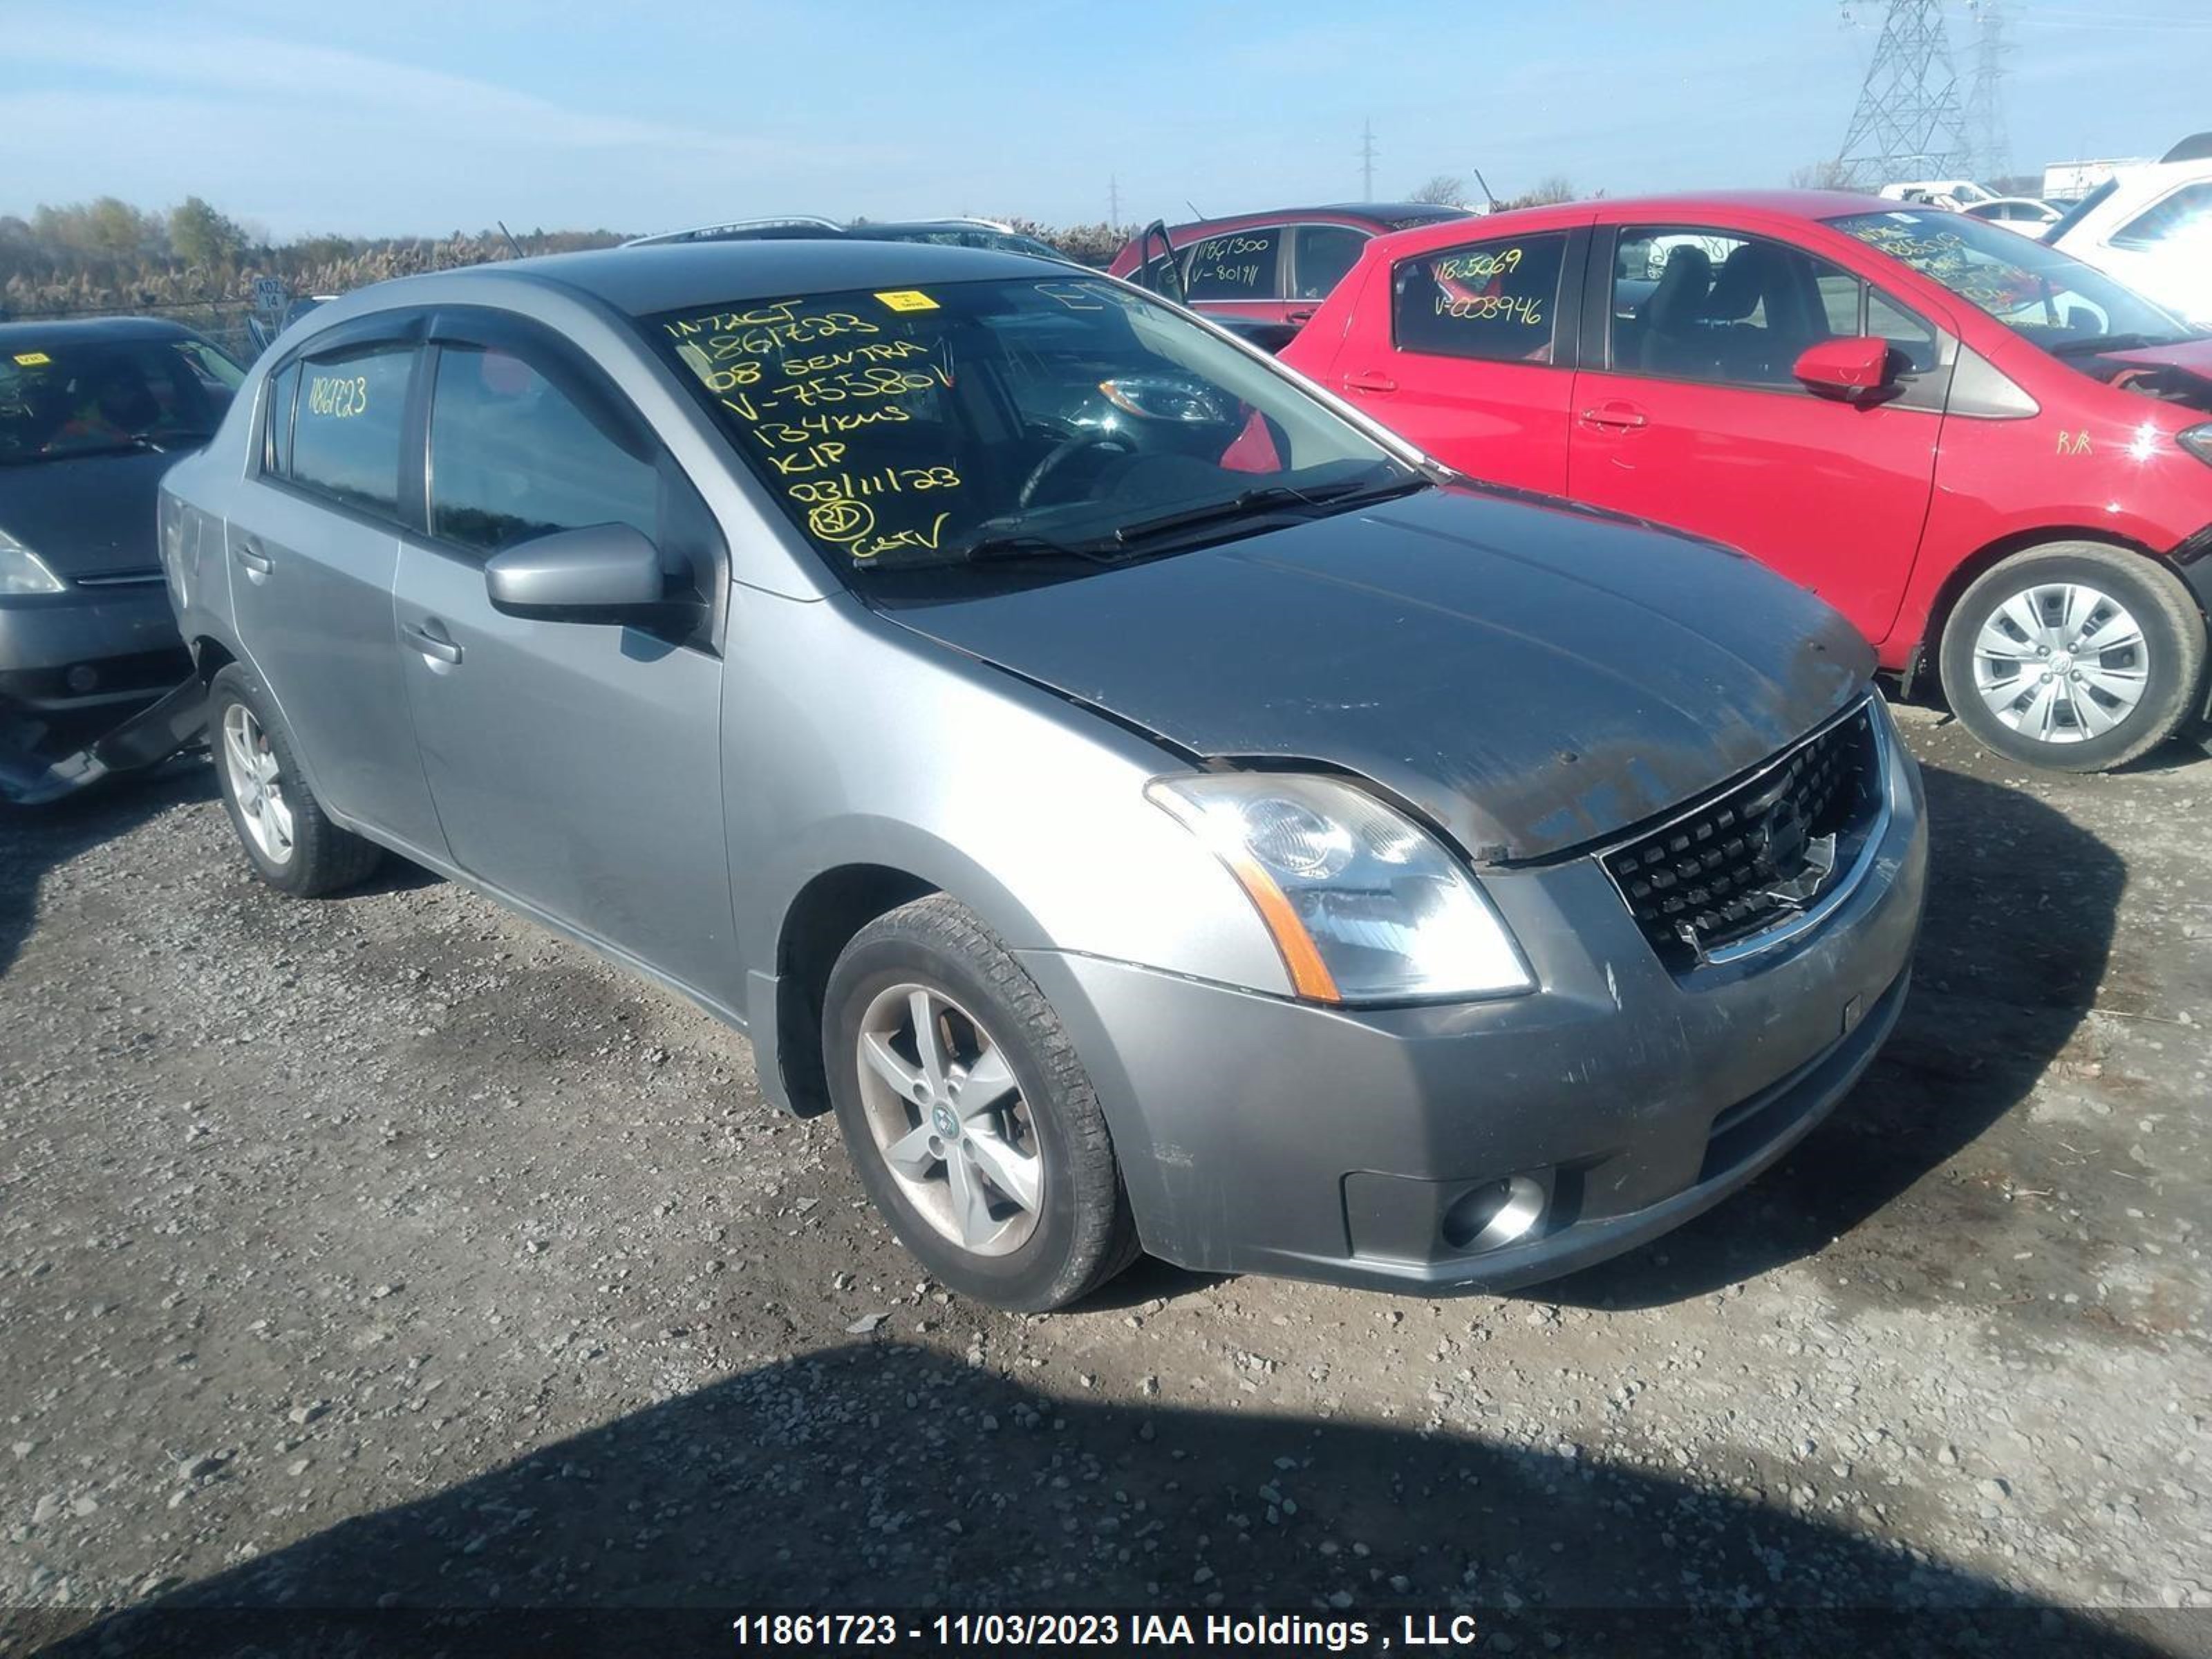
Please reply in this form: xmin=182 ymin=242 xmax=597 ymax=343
xmin=853 ymin=982 xmax=1043 ymax=1257
xmin=1970 ymin=581 xmax=2149 ymax=744
xmin=221 ymin=703 xmax=295 ymax=863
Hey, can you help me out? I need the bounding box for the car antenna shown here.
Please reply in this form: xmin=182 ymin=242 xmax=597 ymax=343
xmin=1470 ymin=169 xmax=1499 ymax=212
xmin=1185 ymin=199 xmax=1206 ymax=221
xmin=496 ymin=220 xmax=527 ymax=260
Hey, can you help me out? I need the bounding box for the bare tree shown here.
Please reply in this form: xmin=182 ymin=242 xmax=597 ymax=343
xmin=1789 ymin=159 xmax=1854 ymax=191
xmin=1494 ymin=176 xmax=1580 ymax=212
xmin=1408 ymin=174 xmax=1469 ymax=206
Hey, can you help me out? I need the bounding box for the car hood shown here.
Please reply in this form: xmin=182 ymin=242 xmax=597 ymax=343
xmin=880 ymin=486 xmax=1873 ymax=863
xmin=0 ymin=447 xmax=177 ymax=578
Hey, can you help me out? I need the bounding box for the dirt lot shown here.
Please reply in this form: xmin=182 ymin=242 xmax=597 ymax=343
xmin=1 ymin=709 xmax=2206 ymax=1656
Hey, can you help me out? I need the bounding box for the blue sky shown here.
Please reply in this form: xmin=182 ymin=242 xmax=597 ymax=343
xmin=3 ymin=1 xmax=2207 ymax=238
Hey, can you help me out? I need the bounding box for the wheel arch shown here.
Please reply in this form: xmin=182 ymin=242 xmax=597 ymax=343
xmin=772 ymin=863 xmax=941 ymax=1118
xmin=1915 ymin=526 xmax=2184 ymax=696
xmin=189 ymin=635 xmax=237 ymax=684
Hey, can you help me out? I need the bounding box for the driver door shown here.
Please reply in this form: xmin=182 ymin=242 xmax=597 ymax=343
xmin=392 ymin=315 xmax=740 ymax=1009
xmin=1566 ymin=222 xmax=1951 ymax=643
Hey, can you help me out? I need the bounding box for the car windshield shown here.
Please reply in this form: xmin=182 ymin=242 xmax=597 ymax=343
xmin=0 ymin=333 xmax=244 ymax=465
xmin=648 ymin=275 xmax=1416 ymax=572
xmin=1828 ymin=208 xmax=2194 ymax=353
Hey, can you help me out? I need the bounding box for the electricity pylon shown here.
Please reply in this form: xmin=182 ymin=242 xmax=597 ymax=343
xmin=1833 ymin=0 xmax=1975 ymax=189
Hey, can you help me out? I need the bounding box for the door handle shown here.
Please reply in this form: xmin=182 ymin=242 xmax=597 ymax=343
xmin=233 ymin=539 xmax=273 ymax=576
xmin=1580 ymin=401 xmax=1648 ymax=432
xmin=1286 ymin=307 xmax=1318 ymax=324
xmin=1344 ymin=371 xmax=1398 ymax=394
xmin=401 ymin=619 xmax=463 ymax=666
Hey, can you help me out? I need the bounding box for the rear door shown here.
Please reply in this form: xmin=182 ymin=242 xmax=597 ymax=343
xmin=1566 ymin=221 xmax=1949 ymax=642
xmin=391 ymin=312 xmax=739 ymax=1006
xmin=226 ymin=319 xmax=446 ymax=854
xmin=1325 ymin=227 xmax=1583 ymax=494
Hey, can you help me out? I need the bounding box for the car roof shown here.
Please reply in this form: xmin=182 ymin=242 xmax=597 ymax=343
xmin=0 ymin=315 xmax=200 ymax=345
xmin=1363 ymin=189 xmax=1902 ymax=254
xmin=359 ymin=240 xmax=1069 ymax=320
xmin=1151 ymin=201 xmax=1470 ymax=236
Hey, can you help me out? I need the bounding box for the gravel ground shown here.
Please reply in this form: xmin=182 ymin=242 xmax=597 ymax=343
xmin=1 ymin=708 xmax=2206 ymax=1656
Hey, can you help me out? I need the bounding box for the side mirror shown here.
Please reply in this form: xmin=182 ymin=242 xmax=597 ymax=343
xmin=1793 ymin=336 xmax=1895 ymax=401
xmin=484 ymin=523 xmax=671 ymax=622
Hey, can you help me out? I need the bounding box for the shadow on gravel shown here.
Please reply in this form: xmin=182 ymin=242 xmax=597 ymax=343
xmin=1546 ymin=762 xmax=2123 ymax=1312
xmin=31 ymin=1343 xmax=2180 ymax=1659
xmin=0 ymin=756 xmax=214 ymax=982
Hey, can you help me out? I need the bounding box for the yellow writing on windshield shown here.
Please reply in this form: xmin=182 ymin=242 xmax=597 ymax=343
xmin=667 ymin=296 xmax=968 ymax=560
xmin=12 ymin=352 xmax=51 ymax=366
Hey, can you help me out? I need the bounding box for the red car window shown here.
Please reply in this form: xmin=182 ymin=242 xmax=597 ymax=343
xmin=1389 ymin=233 xmax=1569 ymax=365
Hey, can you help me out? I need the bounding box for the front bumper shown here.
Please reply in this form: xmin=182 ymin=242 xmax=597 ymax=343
xmin=1018 ymin=719 xmax=1929 ymax=1293
xmin=0 ymin=583 xmax=190 ymax=713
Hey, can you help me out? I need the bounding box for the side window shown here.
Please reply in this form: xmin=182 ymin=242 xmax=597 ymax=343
xmin=2110 ymin=182 xmax=2212 ymax=253
xmin=1291 ymin=225 xmax=1369 ymax=300
xmin=1183 ymin=225 xmax=1284 ymax=302
xmin=1391 ymin=232 xmax=1568 ymax=364
xmin=1610 ymin=227 xmax=1930 ymax=387
xmin=1865 ymin=290 xmax=1940 ymax=375
xmin=285 ymin=344 xmax=413 ymax=517
xmin=427 ymin=344 xmax=659 ymax=559
xmin=261 ymin=361 xmax=299 ymax=475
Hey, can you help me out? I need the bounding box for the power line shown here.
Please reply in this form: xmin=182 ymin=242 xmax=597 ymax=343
xmin=1833 ymin=0 xmax=1974 ymax=188
xmin=1358 ymin=118 xmax=1377 ymax=202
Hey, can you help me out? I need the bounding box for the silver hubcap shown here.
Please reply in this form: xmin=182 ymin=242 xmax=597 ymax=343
xmin=221 ymin=704 xmax=295 ymax=863
xmin=854 ymin=984 xmax=1042 ymax=1257
xmin=1971 ymin=581 xmax=2149 ymax=744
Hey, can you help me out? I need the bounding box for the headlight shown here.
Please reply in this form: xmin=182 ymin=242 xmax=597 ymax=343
xmin=1147 ymin=773 xmax=1533 ymax=1004
xmin=2180 ymin=423 xmax=2212 ymax=467
xmin=1098 ymin=375 xmax=1234 ymax=424
xmin=0 ymin=529 xmax=65 ymax=596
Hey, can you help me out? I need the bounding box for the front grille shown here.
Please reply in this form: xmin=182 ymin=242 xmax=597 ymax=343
xmin=1603 ymin=703 xmax=1880 ymax=969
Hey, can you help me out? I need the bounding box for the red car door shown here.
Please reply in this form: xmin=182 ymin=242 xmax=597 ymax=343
xmin=1315 ymin=226 xmax=1583 ymax=495
xmin=1564 ymin=221 xmax=1948 ymax=643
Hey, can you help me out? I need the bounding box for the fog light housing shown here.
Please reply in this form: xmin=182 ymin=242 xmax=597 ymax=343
xmin=64 ymin=664 xmax=100 ymax=694
xmin=1441 ymin=1174 xmax=1547 ymax=1253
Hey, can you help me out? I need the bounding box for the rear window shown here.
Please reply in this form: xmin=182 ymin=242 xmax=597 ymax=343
xmin=0 ymin=334 xmax=243 ymax=465
xmin=279 ymin=343 xmax=413 ymax=517
xmin=1184 ymin=227 xmax=1282 ymax=301
xmin=1391 ymin=232 xmax=1569 ymax=364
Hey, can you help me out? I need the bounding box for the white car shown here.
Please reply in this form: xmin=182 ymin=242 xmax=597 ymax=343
xmin=2050 ymin=136 xmax=2212 ymax=327
xmin=1961 ymin=196 xmax=2062 ymax=240
xmin=1877 ymin=179 xmax=1996 ymax=209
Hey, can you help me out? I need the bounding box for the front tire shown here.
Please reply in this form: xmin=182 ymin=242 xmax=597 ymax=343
xmin=1938 ymin=543 xmax=2207 ymax=772
xmin=822 ymin=894 xmax=1140 ymax=1311
xmin=209 ymin=664 xmax=382 ymax=897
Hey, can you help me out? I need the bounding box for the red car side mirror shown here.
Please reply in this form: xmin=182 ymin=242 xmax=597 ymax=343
xmin=1793 ymin=336 xmax=1895 ymax=401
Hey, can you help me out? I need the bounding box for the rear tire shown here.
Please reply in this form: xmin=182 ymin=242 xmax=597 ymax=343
xmin=822 ymin=894 xmax=1140 ymax=1312
xmin=209 ymin=664 xmax=382 ymax=897
xmin=1937 ymin=543 xmax=2206 ymax=772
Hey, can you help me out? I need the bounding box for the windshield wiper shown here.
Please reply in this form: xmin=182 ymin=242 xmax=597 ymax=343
xmin=2049 ymin=332 xmax=2191 ymax=357
xmin=957 ymin=530 xmax=1118 ymax=565
xmin=1111 ymin=467 xmax=1427 ymax=548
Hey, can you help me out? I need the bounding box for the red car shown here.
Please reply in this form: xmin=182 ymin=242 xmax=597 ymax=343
xmin=1282 ymin=190 xmax=2212 ymax=771
xmin=1108 ymin=203 xmax=1472 ymax=333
